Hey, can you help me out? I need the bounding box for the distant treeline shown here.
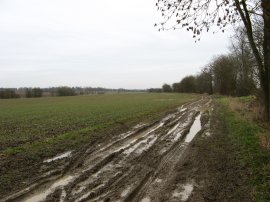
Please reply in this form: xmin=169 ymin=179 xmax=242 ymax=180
xmin=0 ymin=89 xmax=20 ymax=99
xmin=148 ymin=88 xmax=162 ymax=93
xmin=157 ymin=27 xmax=259 ymax=97
xmin=0 ymin=87 xmax=145 ymax=99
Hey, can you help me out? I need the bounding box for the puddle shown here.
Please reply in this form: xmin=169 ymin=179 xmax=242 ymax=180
xmin=133 ymin=123 xmax=146 ymax=129
xmin=141 ymin=197 xmax=151 ymax=202
xmin=167 ymin=123 xmax=180 ymax=136
xmin=123 ymin=140 xmax=145 ymax=155
xmin=166 ymin=120 xmax=189 ymax=142
xmin=91 ymin=118 xmax=164 ymax=158
xmin=159 ymin=147 xmax=167 ymax=155
xmin=75 ymin=184 xmax=105 ymax=202
xmin=135 ymin=136 xmax=157 ymax=154
xmin=73 ymin=163 xmax=120 ymax=197
xmin=204 ymin=131 xmax=211 ymax=137
xmin=173 ymin=183 xmax=194 ymax=201
xmin=123 ymin=135 xmax=157 ymax=155
xmin=73 ymin=186 xmax=85 ymax=195
xmin=155 ymin=178 xmax=162 ymax=183
xmin=23 ymin=175 xmax=75 ymax=202
xmin=179 ymin=108 xmax=187 ymax=112
xmin=162 ymin=114 xmax=175 ymax=122
xmin=120 ymin=131 xmax=135 ymax=139
xmin=121 ymin=187 xmax=131 ymax=197
xmin=43 ymin=151 xmax=72 ymax=163
xmin=178 ymin=106 xmax=183 ymax=111
xmin=177 ymin=105 xmax=188 ymax=112
xmin=97 ymin=131 xmax=136 ymax=153
xmin=174 ymin=132 xmax=183 ymax=141
xmin=184 ymin=113 xmax=202 ymax=143
xmin=142 ymin=122 xmax=164 ymax=137
xmin=75 ymin=191 xmax=92 ymax=202
xmin=173 ymin=122 xmax=189 ymax=141
xmin=59 ymin=189 xmax=67 ymax=202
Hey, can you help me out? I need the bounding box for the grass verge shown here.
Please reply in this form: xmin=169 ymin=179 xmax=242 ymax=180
xmin=218 ymin=97 xmax=270 ymax=201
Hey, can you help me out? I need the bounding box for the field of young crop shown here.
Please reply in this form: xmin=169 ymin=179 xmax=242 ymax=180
xmin=0 ymin=93 xmax=199 ymax=196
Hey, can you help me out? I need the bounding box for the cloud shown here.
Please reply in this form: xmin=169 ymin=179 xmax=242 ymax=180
xmin=0 ymin=0 xmax=231 ymax=88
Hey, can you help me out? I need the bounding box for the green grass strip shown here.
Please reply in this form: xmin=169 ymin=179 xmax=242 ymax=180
xmin=219 ymin=98 xmax=270 ymax=202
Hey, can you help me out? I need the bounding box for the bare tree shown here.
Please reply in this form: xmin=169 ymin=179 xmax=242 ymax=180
xmin=230 ymin=27 xmax=258 ymax=95
xmin=197 ymin=67 xmax=213 ymax=94
xmin=156 ymin=0 xmax=270 ymax=120
xmin=210 ymin=55 xmax=237 ymax=95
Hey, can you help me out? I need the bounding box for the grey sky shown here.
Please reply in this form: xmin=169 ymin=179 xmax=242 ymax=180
xmin=0 ymin=0 xmax=232 ymax=89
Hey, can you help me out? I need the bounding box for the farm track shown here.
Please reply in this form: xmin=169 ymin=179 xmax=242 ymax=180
xmin=2 ymin=97 xmax=211 ymax=202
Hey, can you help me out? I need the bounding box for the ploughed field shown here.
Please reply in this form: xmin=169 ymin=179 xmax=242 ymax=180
xmin=0 ymin=93 xmax=200 ymax=199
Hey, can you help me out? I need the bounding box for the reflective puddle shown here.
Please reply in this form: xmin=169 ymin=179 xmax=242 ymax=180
xmin=23 ymin=175 xmax=75 ymax=202
xmin=121 ymin=187 xmax=131 ymax=197
xmin=43 ymin=151 xmax=72 ymax=163
xmin=141 ymin=197 xmax=151 ymax=202
xmin=173 ymin=182 xmax=194 ymax=201
xmin=184 ymin=113 xmax=202 ymax=143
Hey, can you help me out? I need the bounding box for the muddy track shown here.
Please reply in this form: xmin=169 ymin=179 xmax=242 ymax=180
xmin=2 ymin=97 xmax=211 ymax=202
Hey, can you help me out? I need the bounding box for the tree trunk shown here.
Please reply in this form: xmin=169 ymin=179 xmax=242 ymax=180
xmin=262 ymin=0 xmax=270 ymax=121
xmin=235 ymin=0 xmax=269 ymax=120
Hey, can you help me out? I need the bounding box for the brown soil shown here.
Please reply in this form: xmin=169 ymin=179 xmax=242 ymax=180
xmin=178 ymin=102 xmax=253 ymax=202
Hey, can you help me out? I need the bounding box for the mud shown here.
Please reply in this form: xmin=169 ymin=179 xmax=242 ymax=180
xmin=172 ymin=182 xmax=194 ymax=201
xmin=2 ymin=97 xmax=211 ymax=202
xmin=165 ymin=101 xmax=254 ymax=202
xmin=44 ymin=151 xmax=73 ymax=163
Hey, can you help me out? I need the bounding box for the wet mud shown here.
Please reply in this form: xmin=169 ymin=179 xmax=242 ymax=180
xmin=2 ymin=97 xmax=211 ymax=202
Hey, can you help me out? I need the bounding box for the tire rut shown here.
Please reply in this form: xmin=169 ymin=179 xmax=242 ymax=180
xmin=2 ymin=97 xmax=210 ymax=202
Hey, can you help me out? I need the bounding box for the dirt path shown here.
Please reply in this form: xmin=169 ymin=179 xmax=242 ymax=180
xmin=2 ymin=97 xmax=212 ymax=202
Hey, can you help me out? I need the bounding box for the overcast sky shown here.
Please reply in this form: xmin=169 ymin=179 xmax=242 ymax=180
xmin=0 ymin=0 xmax=232 ymax=89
